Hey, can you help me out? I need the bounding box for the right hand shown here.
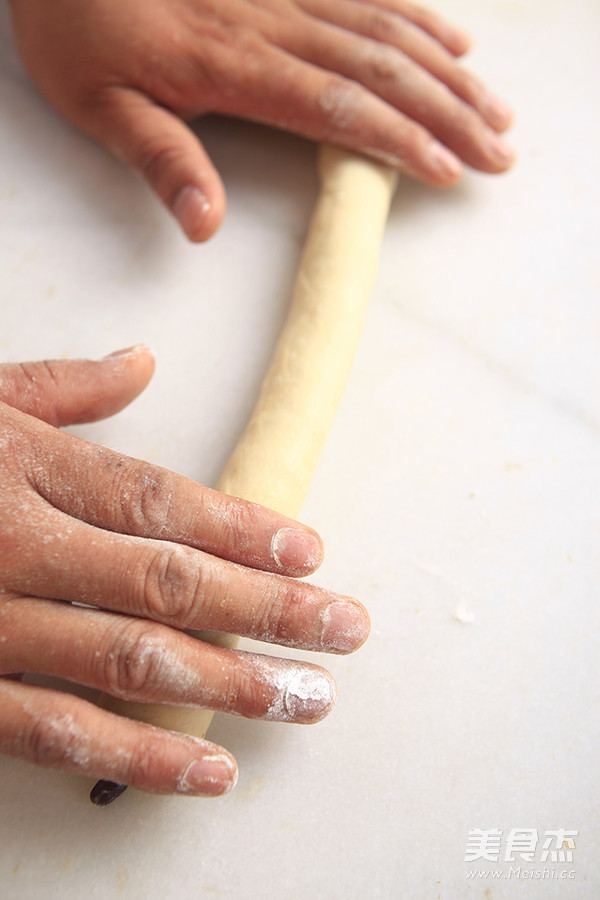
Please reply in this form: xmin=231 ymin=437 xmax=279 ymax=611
xmin=8 ymin=0 xmax=515 ymax=242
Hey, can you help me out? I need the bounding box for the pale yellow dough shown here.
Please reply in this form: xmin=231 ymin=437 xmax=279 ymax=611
xmin=99 ymin=145 xmax=397 ymax=740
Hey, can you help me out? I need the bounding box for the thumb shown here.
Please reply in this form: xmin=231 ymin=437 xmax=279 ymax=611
xmin=0 ymin=345 xmax=155 ymax=428
xmin=89 ymin=87 xmax=226 ymax=242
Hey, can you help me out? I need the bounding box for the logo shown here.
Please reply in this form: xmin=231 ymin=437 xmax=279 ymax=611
xmin=464 ymin=828 xmax=578 ymax=880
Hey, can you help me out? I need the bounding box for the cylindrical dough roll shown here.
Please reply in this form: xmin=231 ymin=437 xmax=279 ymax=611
xmin=97 ymin=146 xmax=397 ymax=739
xmin=217 ymin=144 xmax=398 ymax=516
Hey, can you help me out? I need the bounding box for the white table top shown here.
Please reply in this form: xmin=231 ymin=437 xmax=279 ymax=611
xmin=0 ymin=1 xmax=598 ymax=897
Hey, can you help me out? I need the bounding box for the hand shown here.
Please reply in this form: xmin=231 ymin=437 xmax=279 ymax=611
xmin=8 ymin=0 xmax=515 ymax=242
xmin=0 ymin=347 xmax=369 ymax=796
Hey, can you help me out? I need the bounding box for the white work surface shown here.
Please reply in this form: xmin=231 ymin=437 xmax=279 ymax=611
xmin=0 ymin=1 xmax=598 ymax=898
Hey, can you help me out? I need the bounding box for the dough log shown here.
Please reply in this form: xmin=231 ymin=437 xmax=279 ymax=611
xmin=96 ymin=145 xmax=397 ymax=746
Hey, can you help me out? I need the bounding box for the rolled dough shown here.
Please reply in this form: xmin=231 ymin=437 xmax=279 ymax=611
xmin=97 ymin=145 xmax=397 ymax=743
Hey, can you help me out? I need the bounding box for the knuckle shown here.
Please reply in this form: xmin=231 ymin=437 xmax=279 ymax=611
xmin=124 ymin=469 xmax=175 ymax=536
xmin=103 ymin=622 xmax=170 ymax=699
xmin=211 ymin=652 xmax=273 ymax=719
xmin=95 ymin=454 xmax=177 ymax=537
xmin=254 ymin=582 xmax=302 ymax=645
xmin=362 ymin=42 xmax=404 ymax=84
xmin=204 ymin=494 xmax=261 ymax=560
xmin=363 ymin=8 xmax=395 ymax=42
xmin=140 ymin=544 xmax=198 ymax=627
xmin=134 ymin=137 xmax=190 ymax=190
xmin=24 ymin=717 xmax=63 ymax=767
xmin=319 ymin=77 xmax=361 ymax=131
xmin=23 ymin=711 xmax=86 ymax=770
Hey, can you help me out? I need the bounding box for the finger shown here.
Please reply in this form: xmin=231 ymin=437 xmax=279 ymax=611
xmin=0 ymin=679 xmax=237 ymax=796
xmin=1 ymin=596 xmax=336 ymax=723
xmin=6 ymin=508 xmax=369 ymax=654
xmin=0 ymin=346 xmax=154 ymax=427
xmin=296 ymin=0 xmax=512 ymax=131
xmin=23 ymin=419 xmax=324 ymax=577
xmin=275 ymin=21 xmax=515 ymax=174
xmin=351 ymin=0 xmax=473 ymax=56
xmin=209 ymin=40 xmax=463 ymax=186
xmin=84 ymin=87 xmax=226 ymax=242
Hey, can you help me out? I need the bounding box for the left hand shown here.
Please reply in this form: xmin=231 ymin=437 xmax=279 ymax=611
xmin=0 ymin=348 xmax=369 ymax=797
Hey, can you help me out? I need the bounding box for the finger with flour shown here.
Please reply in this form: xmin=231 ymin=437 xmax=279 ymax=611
xmin=2 ymin=597 xmax=336 ymax=723
xmin=0 ymin=679 xmax=238 ymax=797
xmin=4 ymin=400 xmax=324 ymax=579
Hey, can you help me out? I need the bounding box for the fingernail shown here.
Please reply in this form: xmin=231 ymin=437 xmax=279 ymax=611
xmin=271 ymin=527 xmax=324 ymax=574
xmin=264 ymin=664 xmax=337 ymax=724
xmin=488 ymin=132 xmax=516 ymax=165
xmin=430 ymin=141 xmax=462 ymax=179
xmin=446 ymin=25 xmax=472 ymax=50
xmin=321 ymin=600 xmax=370 ymax=654
xmin=483 ymin=93 xmax=513 ymax=126
xmin=177 ymin=753 xmax=238 ymax=796
xmin=102 ymin=344 xmax=151 ymax=360
xmin=172 ymin=186 xmax=210 ymax=239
